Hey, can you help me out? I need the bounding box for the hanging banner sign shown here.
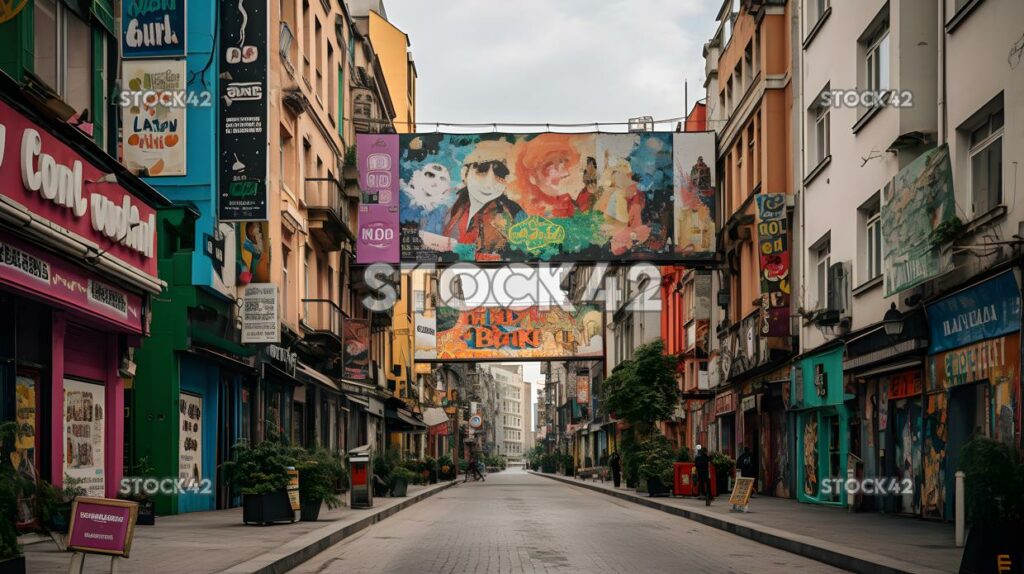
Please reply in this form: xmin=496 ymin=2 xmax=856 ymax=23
xmin=357 ymin=134 xmax=400 ymax=263
xmin=122 ymin=60 xmax=187 ymax=176
xmin=755 ymin=193 xmax=790 ymax=337
xmin=576 ymin=374 xmax=590 ymax=405
xmin=926 ymin=270 xmax=1021 ymax=353
xmin=343 ymin=319 xmax=370 ymax=380
xmin=219 ymin=0 xmax=268 ymax=221
xmin=121 ymin=0 xmax=186 ymax=58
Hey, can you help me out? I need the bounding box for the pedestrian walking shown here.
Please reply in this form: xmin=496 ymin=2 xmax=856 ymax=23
xmin=694 ymin=445 xmax=713 ymax=506
xmin=737 ymin=445 xmax=756 ymax=495
xmin=608 ymin=451 xmax=622 ymax=488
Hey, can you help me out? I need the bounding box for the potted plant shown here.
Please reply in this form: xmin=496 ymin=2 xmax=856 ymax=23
xmin=423 ymin=457 xmax=438 ymax=484
xmin=438 ymin=455 xmax=455 ymax=480
xmin=540 ymin=453 xmax=558 ymax=474
xmin=638 ymin=436 xmax=675 ymax=497
xmin=121 ymin=457 xmax=156 ymax=526
xmin=222 ymin=438 xmax=297 ymax=525
xmin=36 ymin=477 xmax=85 ymax=534
xmin=710 ymin=451 xmax=736 ymax=495
xmin=958 ymin=438 xmax=1024 ymax=573
xmin=372 ymin=450 xmax=395 ymax=497
xmin=295 ymin=449 xmax=344 ymax=522
xmin=562 ymin=454 xmax=574 ymax=477
xmin=0 ymin=424 xmax=25 ymax=574
xmin=390 ymin=467 xmax=415 ymax=497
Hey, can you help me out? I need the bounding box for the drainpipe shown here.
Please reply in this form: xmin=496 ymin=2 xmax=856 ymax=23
xmin=938 ymin=0 xmax=948 ymax=145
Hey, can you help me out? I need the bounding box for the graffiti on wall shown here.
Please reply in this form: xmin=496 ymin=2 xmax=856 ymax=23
xmin=803 ymin=416 xmax=818 ymax=497
xmin=922 ymin=392 xmax=947 ymax=519
xmin=380 ymin=132 xmax=716 ymax=263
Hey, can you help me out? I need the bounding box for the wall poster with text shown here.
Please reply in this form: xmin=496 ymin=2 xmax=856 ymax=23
xmin=179 ymin=393 xmax=203 ymax=488
xmin=63 ymin=379 xmax=106 ymax=497
xmin=122 ymin=60 xmax=187 ymax=176
xmin=218 ymin=0 xmax=268 ymax=221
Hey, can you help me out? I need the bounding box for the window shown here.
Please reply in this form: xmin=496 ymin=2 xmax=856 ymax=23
xmin=808 ymin=0 xmax=831 ymax=25
xmin=282 ymin=244 xmax=291 ymax=322
xmin=814 ymin=238 xmax=831 ymax=309
xmin=969 ymin=105 xmax=1003 ymax=215
xmin=315 ymin=18 xmax=323 ymax=102
xmin=34 ymin=0 xmax=94 ymax=115
xmin=865 ymin=25 xmax=890 ymax=94
xmin=859 ymin=195 xmax=882 ymax=282
xmin=303 ymin=247 xmax=312 ymax=319
xmin=809 ymin=85 xmax=830 ymax=168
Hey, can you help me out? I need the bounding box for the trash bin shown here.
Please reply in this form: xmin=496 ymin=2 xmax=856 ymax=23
xmin=673 ymin=462 xmax=695 ymax=496
xmin=349 ymin=445 xmax=373 ymax=509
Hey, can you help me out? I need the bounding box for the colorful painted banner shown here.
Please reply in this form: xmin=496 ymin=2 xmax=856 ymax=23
xmin=415 ymin=305 xmax=603 ymax=361
xmin=575 ymin=374 xmax=590 ymax=405
xmin=343 ymin=319 xmax=370 ymax=380
xmin=359 ymin=132 xmax=716 ymax=264
xmin=218 ymin=0 xmax=268 ymax=221
xmin=357 ymin=133 xmax=400 ymax=263
xmin=13 ymin=370 xmax=38 ymax=477
xmin=0 ymin=233 xmax=144 ymax=333
xmin=64 ymin=379 xmax=106 ymax=498
xmin=888 ymin=370 xmax=923 ymax=400
xmin=927 ymin=333 xmax=1019 ymax=391
xmin=68 ymin=497 xmax=138 ymax=557
xmin=883 ymin=144 xmax=955 ymax=296
xmin=0 ymin=100 xmax=158 ymax=277
xmin=178 ymin=393 xmax=203 ymax=489
xmin=755 ymin=193 xmax=790 ymax=337
xmin=121 ymin=0 xmax=186 ymax=58
xmin=236 ymin=221 xmax=271 ymax=285
xmin=122 ymin=60 xmax=187 ymax=176
xmin=926 ymin=270 xmax=1021 ymax=353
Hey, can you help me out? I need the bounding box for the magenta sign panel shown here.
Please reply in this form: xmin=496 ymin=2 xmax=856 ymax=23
xmin=0 ymin=100 xmax=158 ymax=278
xmin=356 ymin=134 xmax=399 ymax=264
xmin=0 ymin=232 xmax=144 ymax=333
xmin=68 ymin=498 xmax=137 ymax=556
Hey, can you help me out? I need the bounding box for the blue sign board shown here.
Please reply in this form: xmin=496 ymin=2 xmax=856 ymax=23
xmin=121 ymin=0 xmax=187 ymax=58
xmin=926 ymin=270 xmax=1020 ymax=353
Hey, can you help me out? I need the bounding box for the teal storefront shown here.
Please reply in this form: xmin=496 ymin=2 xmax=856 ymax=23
xmin=792 ymin=345 xmax=852 ymax=506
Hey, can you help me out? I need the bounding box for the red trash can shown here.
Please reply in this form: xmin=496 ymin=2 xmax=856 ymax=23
xmin=673 ymin=462 xmax=695 ymax=496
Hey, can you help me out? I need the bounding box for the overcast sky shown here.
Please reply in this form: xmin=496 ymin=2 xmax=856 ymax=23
xmin=383 ymin=0 xmax=719 ymax=132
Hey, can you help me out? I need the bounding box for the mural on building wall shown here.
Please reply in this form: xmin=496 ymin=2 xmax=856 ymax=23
xmin=882 ymin=144 xmax=955 ymax=296
xmin=894 ymin=399 xmax=922 ymax=515
xmin=802 ymin=416 xmax=818 ymax=497
xmin=237 ymin=221 xmax=271 ymax=285
xmin=755 ymin=193 xmax=790 ymax=337
xmin=416 ymin=305 xmax=603 ymax=361
xmin=922 ymin=392 xmax=947 ymax=519
xmin=769 ymin=409 xmax=791 ymax=498
xmin=122 ymin=60 xmax=187 ymax=176
xmin=377 ymin=132 xmax=716 ymax=263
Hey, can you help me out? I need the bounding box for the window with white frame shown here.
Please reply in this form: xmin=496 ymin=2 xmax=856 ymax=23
xmin=814 ymin=237 xmax=831 ymax=309
xmin=809 ymin=85 xmax=830 ymax=168
xmin=863 ymin=12 xmax=890 ymax=96
xmin=808 ymin=0 xmax=831 ymax=28
xmin=859 ymin=194 xmax=882 ymax=283
xmin=34 ymin=0 xmax=95 ymax=115
xmin=968 ymin=102 xmax=1004 ymax=216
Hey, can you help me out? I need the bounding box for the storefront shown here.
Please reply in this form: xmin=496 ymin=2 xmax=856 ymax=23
xmin=792 ymin=345 xmax=850 ymax=506
xmin=922 ymin=270 xmax=1021 ymax=520
xmin=714 ymin=390 xmax=737 ymax=457
xmin=0 ymin=91 xmax=167 ymax=500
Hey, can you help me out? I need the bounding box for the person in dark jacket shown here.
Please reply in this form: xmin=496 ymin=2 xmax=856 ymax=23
xmin=737 ymin=445 xmax=757 ymax=494
xmin=694 ymin=445 xmax=712 ymax=505
xmin=608 ymin=451 xmax=622 ymax=488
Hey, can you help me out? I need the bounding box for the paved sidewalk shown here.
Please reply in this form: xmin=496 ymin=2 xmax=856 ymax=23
xmin=23 ymin=481 xmax=457 ymax=574
xmin=531 ymin=471 xmax=961 ymax=574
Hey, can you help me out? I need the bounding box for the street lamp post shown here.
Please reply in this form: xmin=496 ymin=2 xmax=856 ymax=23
xmin=883 ymin=303 xmax=904 ymax=339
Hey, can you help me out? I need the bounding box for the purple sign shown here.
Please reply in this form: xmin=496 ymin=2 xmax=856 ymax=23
xmin=68 ymin=498 xmax=138 ymax=557
xmin=356 ymin=134 xmax=399 ymax=264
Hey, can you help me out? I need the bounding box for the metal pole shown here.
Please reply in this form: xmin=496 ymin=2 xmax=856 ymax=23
xmin=955 ymin=470 xmax=965 ymax=547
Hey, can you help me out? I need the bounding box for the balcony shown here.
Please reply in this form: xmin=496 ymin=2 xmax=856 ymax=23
xmin=305 ymin=177 xmax=353 ymax=251
xmin=300 ymin=298 xmax=343 ymax=354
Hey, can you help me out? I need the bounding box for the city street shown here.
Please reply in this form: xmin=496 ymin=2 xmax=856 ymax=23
xmin=288 ymin=468 xmax=844 ymax=574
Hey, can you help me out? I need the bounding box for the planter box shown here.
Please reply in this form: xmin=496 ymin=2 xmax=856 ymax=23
xmin=45 ymin=502 xmax=73 ymax=533
xmin=390 ymin=477 xmax=409 ymax=497
xmin=242 ymin=491 xmax=295 ymax=525
xmin=429 ymin=470 xmax=438 ymax=484
xmin=299 ymin=500 xmax=322 ymax=522
xmin=541 ymin=464 xmax=556 ymax=474
xmin=646 ymin=476 xmax=671 ymax=497
xmin=0 ymin=556 xmax=25 ymax=574
xmin=135 ymin=499 xmax=156 ymax=526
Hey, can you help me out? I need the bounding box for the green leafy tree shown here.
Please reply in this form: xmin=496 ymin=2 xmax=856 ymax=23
xmin=601 ymin=340 xmax=679 ymax=431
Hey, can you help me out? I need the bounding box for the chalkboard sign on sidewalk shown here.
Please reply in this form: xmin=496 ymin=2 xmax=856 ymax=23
xmin=729 ymin=477 xmax=755 ymax=513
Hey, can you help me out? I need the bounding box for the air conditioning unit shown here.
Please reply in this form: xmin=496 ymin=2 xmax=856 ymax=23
xmin=822 ymin=261 xmax=852 ymax=326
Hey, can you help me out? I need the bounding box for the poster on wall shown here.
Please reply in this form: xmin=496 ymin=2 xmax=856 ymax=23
xmin=342 ymin=319 xmax=370 ymax=380
xmin=218 ymin=0 xmax=268 ymax=221
xmin=178 ymin=393 xmax=202 ymax=489
xmin=241 ymin=283 xmax=279 ymax=343
xmin=206 ymin=223 xmax=237 ymax=296
xmin=755 ymin=193 xmax=790 ymax=337
xmin=13 ymin=371 xmax=38 ymax=476
xmin=236 ymin=221 xmax=272 ymax=285
xmin=575 ymin=374 xmax=590 ymax=405
xmin=121 ymin=0 xmax=186 ymax=58
xmin=415 ymin=304 xmax=603 ymax=362
xmin=359 ymin=132 xmax=716 ymax=264
xmin=356 ymin=134 xmax=400 ymax=264
xmin=121 ymin=60 xmax=187 ymax=176
xmin=63 ymin=379 xmax=106 ymax=497
xmin=882 ymin=144 xmax=955 ymax=296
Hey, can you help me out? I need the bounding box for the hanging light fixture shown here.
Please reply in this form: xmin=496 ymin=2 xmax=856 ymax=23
xmin=883 ymin=303 xmax=904 ymax=338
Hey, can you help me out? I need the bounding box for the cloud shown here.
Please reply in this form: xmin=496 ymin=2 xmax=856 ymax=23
xmin=383 ymin=0 xmax=717 ymax=131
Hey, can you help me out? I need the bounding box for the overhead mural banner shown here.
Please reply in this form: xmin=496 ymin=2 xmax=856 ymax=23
xmin=357 ymin=132 xmax=716 ymax=263
xmin=342 ymin=319 xmax=370 ymax=380
xmin=121 ymin=0 xmax=186 ymax=58
xmin=755 ymin=193 xmax=790 ymax=337
xmin=882 ymin=144 xmax=955 ymax=296
xmin=219 ymin=0 xmax=268 ymax=221
xmin=122 ymin=60 xmax=187 ymax=176
xmin=415 ymin=304 xmax=603 ymax=361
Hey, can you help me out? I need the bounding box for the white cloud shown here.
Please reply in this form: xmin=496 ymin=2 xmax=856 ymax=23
xmin=383 ymin=0 xmax=717 ymax=130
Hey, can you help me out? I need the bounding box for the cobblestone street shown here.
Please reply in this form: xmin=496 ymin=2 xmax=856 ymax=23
xmin=288 ymin=469 xmax=845 ymax=574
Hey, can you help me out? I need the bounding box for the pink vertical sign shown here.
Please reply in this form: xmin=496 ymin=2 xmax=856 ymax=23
xmin=356 ymin=134 xmax=399 ymax=264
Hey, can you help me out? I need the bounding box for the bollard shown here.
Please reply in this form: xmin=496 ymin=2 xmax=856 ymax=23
xmin=955 ymin=470 xmax=965 ymax=547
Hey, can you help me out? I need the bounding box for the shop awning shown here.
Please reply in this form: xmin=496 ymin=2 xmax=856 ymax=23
xmin=422 ymin=407 xmax=450 ymax=427
xmin=296 ymin=362 xmax=339 ymax=391
xmin=842 ymin=339 xmax=928 ymax=372
xmin=348 ymin=395 xmax=369 ymax=408
xmin=385 ymin=408 xmax=427 ymax=434
xmin=851 ymin=359 xmax=922 ymax=380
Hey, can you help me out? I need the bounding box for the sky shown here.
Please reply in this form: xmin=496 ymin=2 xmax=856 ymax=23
xmin=383 ymin=0 xmax=720 ymax=132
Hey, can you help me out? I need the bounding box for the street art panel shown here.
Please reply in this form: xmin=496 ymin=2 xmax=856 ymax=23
xmin=755 ymin=193 xmax=790 ymax=337
xmin=342 ymin=319 xmax=370 ymax=380
xmin=882 ymin=144 xmax=955 ymax=296
xmin=415 ymin=304 xmax=603 ymax=361
xmin=802 ymin=415 xmax=818 ymax=498
xmin=922 ymin=392 xmax=947 ymax=519
xmin=237 ymin=221 xmax=271 ymax=285
xmin=121 ymin=60 xmax=187 ymax=176
xmin=371 ymin=132 xmax=715 ymax=263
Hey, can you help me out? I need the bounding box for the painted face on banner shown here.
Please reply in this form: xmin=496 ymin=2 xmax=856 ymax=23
xmin=461 ymin=140 xmax=513 ymax=205
xmin=407 ymin=163 xmax=451 ymax=210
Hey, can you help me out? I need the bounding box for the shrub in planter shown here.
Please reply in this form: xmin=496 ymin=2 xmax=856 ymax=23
xmin=121 ymin=457 xmax=156 ymax=526
xmin=222 ymin=438 xmax=297 ymax=525
xmin=438 ymin=455 xmax=455 ymax=480
xmin=540 ymin=453 xmax=558 ymax=474
xmin=390 ymin=467 xmax=415 ymax=497
xmin=958 ymin=438 xmax=1024 ymax=573
xmin=423 ymin=457 xmax=438 ymax=484
xmin=36 ymin=477 xmax=86 ymax=534
xmin=638 ymin=436 xmax=675 ymax=498
xmin=710 ymin=451 xmax=735 ymax=494
xmin=0 ymin=463 xmax=23 ymax=573
xmin=295 ymin=449 xmax=344 ymax=522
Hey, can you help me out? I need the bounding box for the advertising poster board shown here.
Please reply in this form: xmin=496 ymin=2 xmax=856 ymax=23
xmin=121 ymin=60 xmax=187 ymax=176
xmin=63 ymin=379 xmax=106 ymax=497
xmin=68 ymin=497 xmax=139 ymax=557
xmin=121 ymin=0 xmax=186 ymax=58
xmin=241 ymin=283 xmax=279 ymax=343
xmin=179 ymin=393 xmax=203 ymax=489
